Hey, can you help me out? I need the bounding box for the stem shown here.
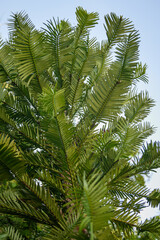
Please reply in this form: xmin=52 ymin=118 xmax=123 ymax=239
xmin=90 ymin=222 xmax=94 ymax=240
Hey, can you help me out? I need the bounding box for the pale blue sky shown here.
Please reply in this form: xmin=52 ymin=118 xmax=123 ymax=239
xmin=0 ymin=0 xmax=160 ymax=220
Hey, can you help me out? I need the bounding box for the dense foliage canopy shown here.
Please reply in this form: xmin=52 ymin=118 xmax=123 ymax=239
xmin=0 ymin=7 xmax=160 ymax=239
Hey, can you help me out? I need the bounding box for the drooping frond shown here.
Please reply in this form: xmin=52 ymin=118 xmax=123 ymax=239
xmin=20 ymin=174 xmax=63 ymax=224
xmin=0 ymin=134 xmax=25 ymax=181
xmin=0 ymin=191 xmax=51 ymax=225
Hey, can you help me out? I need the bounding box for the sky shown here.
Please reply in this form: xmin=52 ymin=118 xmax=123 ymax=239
xmin=0 ymin=0 xmax=160 ymax=220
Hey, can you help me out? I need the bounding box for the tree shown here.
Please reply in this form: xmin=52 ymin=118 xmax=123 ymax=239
xmin=0 ymin=7 xmax=160 ymax=239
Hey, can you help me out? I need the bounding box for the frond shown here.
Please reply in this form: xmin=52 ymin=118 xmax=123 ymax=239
xmin=0 ymin=103 xmax=17 ymax=129
xmin=114 ymin=30 xmax=140 ymax=79
xmin=23 ymin=151 xmax=57 ymax=172
xmin=66 ymin=7 xmax=99 ymax=91
xmin=8 ymin=11 xmax=34 ymax=38
xmin=0 ymin=43 xmax=16 ymax=84
xmin=43 ymin=212 xmax=82 ymax=240
xmin=16 ymin=123 xmax=46 ymax=150
xmin=134 ymin=62 xmax=148 ymax=83
xmin=20 ymin=175 xmax=63 ymax=224
xmin=138 ymin=217 xmax=160 ymax=235
xmin=13 ymin=28 xmax=47 ymax=92
xmin=104 ymin=13 xmax=134 ymax=47
xmin=111 ymin=210 xmax=138 ymax=237
xmin=43 ymin=18 xmax=73 ymax=88
xmin=105 ymin=141 xmax=160 ymax=184
xmin=76 ymin=7 xmax=99 ymax=35
xmin=125 ymin=91 xmax=154 ymax=123
xmin=4 ymin=226 xmax=25 ymax=240
xmin=0 ymin=191 xmax=51 ymax=225
xmin=85 ymin=31 xmax=140 ymax=127
xmin=114 ymin=118 xmax=154 ymax=160
xmin=147 ymin=189 xmax=160 ymax=208
xmin=86 ymin=75 xmax=129 ymax=124
xmin=68 ymin=37 xmax=98 ymax=117
xmin=80 ymin=173 xmax=113 ymax=233
xmin=0 ymin=134 xmax=25 ymax=180
xmin=138 ymin=141 xmax=160 ymax=171
xmin=48 ymin=88 xmax=75 ymax=152
xmin=109 ymin=179 xmax=149 ymax=200
xmin=8 ymin=78 xmax=39 ymax=114
xmin=1 ymin=101 xmax=37 ymax=125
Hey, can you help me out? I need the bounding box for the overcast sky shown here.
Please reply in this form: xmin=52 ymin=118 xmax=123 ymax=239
xmin=0 ymin=0 xmax=160 ymax=220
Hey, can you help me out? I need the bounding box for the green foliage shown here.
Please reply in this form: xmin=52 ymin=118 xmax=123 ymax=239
xmin=0 ymin=7 xmax=159 ymax=240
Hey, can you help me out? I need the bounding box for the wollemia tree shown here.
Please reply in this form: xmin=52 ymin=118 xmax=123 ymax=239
xmin=0 ymin=7 xmax=160 ymax=240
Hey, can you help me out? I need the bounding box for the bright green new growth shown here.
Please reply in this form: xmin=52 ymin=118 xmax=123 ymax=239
xmin=0 ymin=7 xmax=160 ymax=239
